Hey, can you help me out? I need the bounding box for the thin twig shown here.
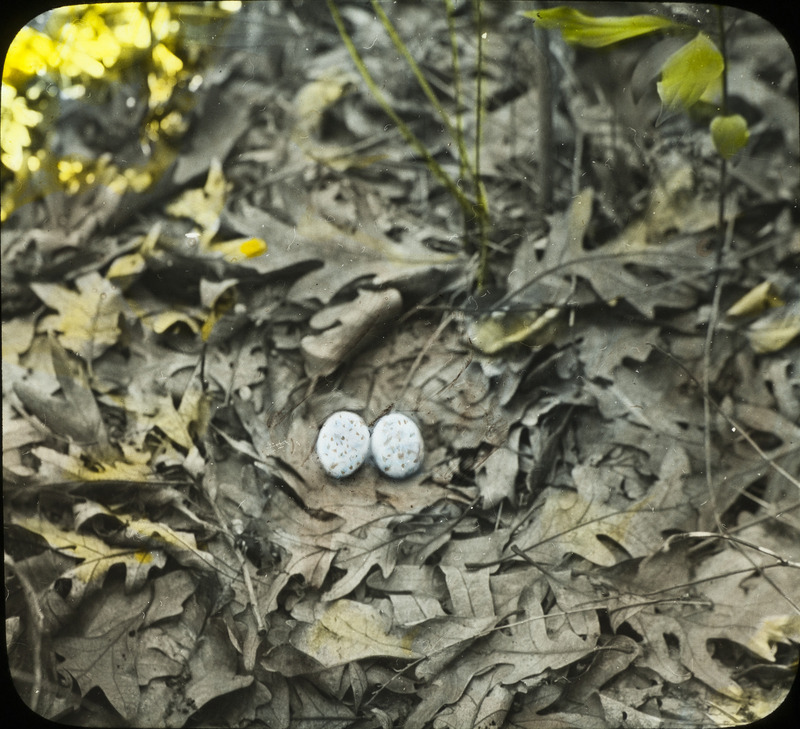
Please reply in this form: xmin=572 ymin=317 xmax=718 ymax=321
xmin=533 ymin=16 xmax=554 ymax=213
xmin=665 ymin=532 xmax=800 ymax=572
xmin=399 ymin=312 xmax=456 ymax=400
xmin=702 ymin=208 xmax=736 ymax=533
xmin=650 ymin=343 xmax=800 ymax=494
xmin=5 ymin=553 xmax=44 ymax=712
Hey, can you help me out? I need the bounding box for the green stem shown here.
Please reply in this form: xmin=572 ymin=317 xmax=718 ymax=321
xmin=473 ymin=0 xmax=491 ymax=290
xmin=327 ymin=0 xmax=472 ymax=219
xmin=716 ymin=4 xmax=728 ymax=232
xmin=372 ymin=0 xmax=475 ymax=191
xmin=702 ymin=5 xmax=733 ymax=536
xmin=443 ymin=0 xmax=469 ymax=187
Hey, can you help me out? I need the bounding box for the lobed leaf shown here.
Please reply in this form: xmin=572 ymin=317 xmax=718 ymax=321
xmin=290 ymin=599 xmax=419 ymax=666
xmin=31 ymin=272 xmax=124 ymax=361
xmin=12 ymin=515 xmax=166 ymax=608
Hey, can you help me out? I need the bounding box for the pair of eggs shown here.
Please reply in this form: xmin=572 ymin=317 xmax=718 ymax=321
xmin=316 ymin=411 xmax=423 ymax=479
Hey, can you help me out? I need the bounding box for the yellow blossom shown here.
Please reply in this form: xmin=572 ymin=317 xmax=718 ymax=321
xmin=111 ymin=5 xmax=152 ymax=49
xmin=3 ymin=26 xmax=57 ymax=84
xmin=152 ymin=43 xmax=183 ymax=75
xmin=1 ymin=83 xmax=43 ymax=171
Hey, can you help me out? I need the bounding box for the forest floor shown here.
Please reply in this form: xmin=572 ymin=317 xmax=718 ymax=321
xmin=3 ymin=2 xmax=800 ymax=727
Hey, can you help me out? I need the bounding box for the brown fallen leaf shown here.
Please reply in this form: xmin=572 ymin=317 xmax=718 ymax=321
xmin=13 ymin=514 xmax=167 ymax=611
xmin=511 ymin=447 xmax=693 ymax=567
xmin=290 ymin=599 xmax=420 ymax=667
xmin=53 ymin=571 xmax=195 ymax=721
xmin=301 ymin=288 xmax=403 ymax=378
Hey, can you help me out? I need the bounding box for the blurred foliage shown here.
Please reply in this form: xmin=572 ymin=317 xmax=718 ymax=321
xmin=529 ymin=6 xmax=679 ymax=47
xmin=527 ymin=6 xmax=749 ymax=164
xmin=1 ymin=1 xmax=242 ymax=221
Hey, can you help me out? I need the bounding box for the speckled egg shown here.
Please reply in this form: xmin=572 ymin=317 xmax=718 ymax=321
xmin=316 ymin=411 xmax=370 ymax=478
xmin=370 ymin=412 xmax=424 ymax=479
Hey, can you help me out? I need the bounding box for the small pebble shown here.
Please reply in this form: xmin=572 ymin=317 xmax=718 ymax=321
xmin=316 ymin=411 xmax=370 ymax=478
xmin=370 ymin=412 xmax=424 ymax=479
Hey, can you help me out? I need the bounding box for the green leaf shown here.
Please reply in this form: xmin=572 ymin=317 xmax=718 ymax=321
xmin=657 ymin=33 xmax=724 ymax=112
xmin=525 ymin=7 xmax=677 ymax=48
xmin=710 ymin=114 xmax=750 ymax=159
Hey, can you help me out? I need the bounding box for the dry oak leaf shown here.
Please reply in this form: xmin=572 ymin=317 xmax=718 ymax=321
xmin=31 ymin=271 xmax=124 ymax=361
xmin=301 ymin=288 xmax=403 ymax=378
xmin=406 ymin=581 xmax=594 ymax=729
xmin=507 ymin=187 xmax=714 ymax=318
xmin=12 ymin=515 xmax=166 ymax=608
xmin=54 ymin=581 xmax=151 ymax=719
xmin=27 ymin=445 xmax=154 ymax=484
xmin=432 ymin=669 xmax=514 ymax=729
xmin=621 ymin=533 xmax=800 ymax=699
xmin=248 ymin=487 xmax=338 ymax=613
xmin=54 ymin=572 xmax=197 ymax=721
xmin=323 ymin=522 xmax=405 ymax=601
xmin=12 ymin=335 xmax=109 ymax=449
xmin=160 ymin=618 xmax=254 ymax=721
xmin=511 ymin=447 xmax=693 ymax=567
xmin=290 ymin=599 xmax=420 ymax=667
xmin=72 ymin=500 xmax=218 ymax=574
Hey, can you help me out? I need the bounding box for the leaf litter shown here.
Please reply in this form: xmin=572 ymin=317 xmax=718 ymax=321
xmin=2 ymin=2 xmax=799 ymax=727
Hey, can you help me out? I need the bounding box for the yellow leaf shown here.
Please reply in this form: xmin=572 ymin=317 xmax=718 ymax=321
xmin=147 ymin=309 xmax=202 ymax=334
xmin=293 ymin=72 xmax=354 ymax=137
xmin=526 ymin=7 xmax=677 ymax=48
xmin=165 ymin=158 xmax=226 ymax=243
xmin=4 ymin=26 xmax=58 ymax=84
xmin=54 ymin=9 xmax=121 ymax=78
xmin=120 ymin=518 xmax=214 ymax=572
xmin=1 ymin=83 xmax=44 ymax=172
xmin=208 ymin=236 xmax=268 ymax=263
xmin=2 ymin=316 xmax=36 ymax=363
xmin=291 ymin=599 xmax=419 ymax=667
xmin=468 ymin=308 xmax=562 ymax=355
xmin=106 ymin=252 xmax=147 ymax=290
xmin=107 ymin=382 xmax=194 ymax=450
xmin=177 ymin=369 xmax=209 ymax=438
xmin=726 ymin=281 xmax=783 ymax=318
xmin=110 ymin=5 xmax=152 ymax=49
xmin=746 ymin=302 xmax=800 ymax=353
xmin=147 ymin=69 xmax=177 ymax=108
xmin=12 ymin=515 xmax=166 ymax=603
xmin=657 ymin=33 xmax=724 ymax=112
xmin=31 ymin=272 xmax=124 ymax=361
xmin=711 ymin=114 xmax=750 ymax=159
xmin=125 ymin=293 xmax=203 ymax=336
xmin=32 ymin=445 xmax=153 ymax=482
xmin=747 ymin=615 xmax=800 ymax=661
xmin=70 ymin=501 xmax=214 ymax=573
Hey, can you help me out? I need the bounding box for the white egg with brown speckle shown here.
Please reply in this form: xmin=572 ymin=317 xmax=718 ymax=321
xmin=316 ymin=411 xmax=370 ymax=478
xmin=371 ymin=412 xmax=424 ymax=479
